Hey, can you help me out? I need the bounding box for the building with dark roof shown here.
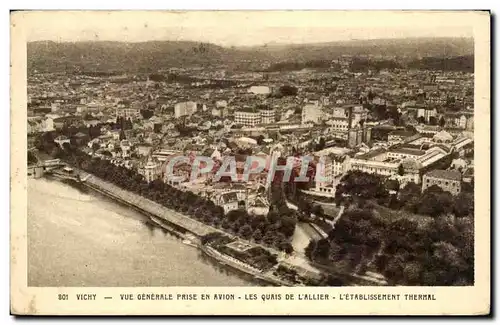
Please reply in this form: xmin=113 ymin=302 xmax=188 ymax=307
xmin=422 ymin=169 xmax=462 ymax=195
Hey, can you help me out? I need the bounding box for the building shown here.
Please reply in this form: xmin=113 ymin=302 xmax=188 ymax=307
xmin=215 ymin=100 xmax=228 ymax=108
xmin=54 ymin=135 xmax=70 ymax=148
xmin=215 ymin=191 xmax=240 ymax=214
xmin=327 ymin=117 xmax=350 ymax=131
xmin=235 ymin=110 xmax=261 ymax=127
xmin=347 ymin=126 xmax=372 ymax=148
xmin=139 ymin=158 xmax=162 ymax=183
xmin=444 ymin=112 xmax=474 ymax=130
xmin=302 ymin=104 xmax=323 ymax=124
xmin=315 ymin=155 xmax=350 ymax=193
xmin=417 ymin=107 xmax=438 ymax=123
xmin=174 ymin=101 xmax=198 ymax=119
xmin=116 ymin=107 xmax=140 ymax=119
xmin=248 ymin=86 xmax=271 ymax=95
xmin=259 ymin=108 xmax=276 ymax=124
xmin=422 ymin=169 xmax=462 ymax=195
xmin=387 ymin=130 xmax=418 ymax=145
xmin=120 ymin=140 xmax=132 ymax=158
xmin=452 ymin=137 xmax=474 ymax=157
xmin=346 ymin=145 xmax=449 ymax=184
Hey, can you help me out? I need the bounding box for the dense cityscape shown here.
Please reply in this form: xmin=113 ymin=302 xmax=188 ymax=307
xmin=27 ymin=38 xmax=474 ymax=287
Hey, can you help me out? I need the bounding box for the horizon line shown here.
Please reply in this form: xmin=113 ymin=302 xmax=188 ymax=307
xmin=27 ymin=35 xmax=474 ymax=48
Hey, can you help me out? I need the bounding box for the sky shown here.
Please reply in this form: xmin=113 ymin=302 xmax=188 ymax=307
xmin=19 ymin=11 xmax=476 ymax=47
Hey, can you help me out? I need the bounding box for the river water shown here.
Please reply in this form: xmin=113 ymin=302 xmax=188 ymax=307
xmin=27 ymin=178 xmax=253 ymax=287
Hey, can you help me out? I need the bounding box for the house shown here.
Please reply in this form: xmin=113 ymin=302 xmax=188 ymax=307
xmin=174 ymin=101 xmax=198 ymax=119
xmin=136 ymin=144 xmax=153 ymax=157
xmin=422 ymin=169 xmax=462 ymax=195
xmin=72 ymin=132 xmax=89 ymax=146
xmin=301 ymin=104 xmax=323 ymax=124
xmin=215 ymin=191 xmax=240 ymax=214
xmin=138 ymin=158 xmax=162 ymax=183
xmin=417 ymin=107 xmax=437 ymax=123
xmin=54 ymin=135 xmax=70 ymax=148
xmin=433 ymin=130 xmax=453 ymax=144
xmin=387 ymin=130 xmax=417 ymax=145
xmin=247 ymin=196 xmax=270 ymax=216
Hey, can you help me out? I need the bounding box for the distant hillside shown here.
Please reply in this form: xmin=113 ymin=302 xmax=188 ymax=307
xmin=28 ymin=40 xmax=255 ymax=72
xmin=27 ymin=37 xmax=474 ymax=72
xmin=244 ymin=37 xmax=474 ymax=61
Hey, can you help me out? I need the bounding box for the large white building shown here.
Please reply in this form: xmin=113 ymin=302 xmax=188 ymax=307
xmin=174 ymin=101 xmax=198 ymax=119
xmin=139 ymin=158 xmax=162 ymax=183
xmin=248 ymin=86 xmax=271 ymax=95
xmin=417 ymin=107 xmax=438 ymax=123
xmin=302 ymin=104 xmax=323 ymax=124
xmin=116 ymin=107 xmax=140 ymax=119
xmin=235 ymin=110 xmax=261 ymax=127
xmin=259 ymin=108 xmax=276 ymax=124
xmin=314 ymin=147 xmax=353 ymax=194
xmin=347 ymin=145 xmax=450 ymax=184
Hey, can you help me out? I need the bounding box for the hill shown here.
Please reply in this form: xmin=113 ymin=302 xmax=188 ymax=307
xmin=27 ymin=37 xmax=474 ymax=73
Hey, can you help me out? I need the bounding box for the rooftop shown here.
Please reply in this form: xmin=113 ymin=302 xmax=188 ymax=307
xmin=425 ymin=169 xmax=462 ymax=181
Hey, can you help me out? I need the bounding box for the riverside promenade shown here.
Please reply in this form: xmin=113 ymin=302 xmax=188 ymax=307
xmin=77 ymin=171 xmax=347 ymax=285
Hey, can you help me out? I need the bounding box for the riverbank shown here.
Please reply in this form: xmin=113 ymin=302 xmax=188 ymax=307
xmin=58 ymin=172 xmax=295 ymax=287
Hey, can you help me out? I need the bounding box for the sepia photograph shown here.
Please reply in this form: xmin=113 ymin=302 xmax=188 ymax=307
xmin=11 ymin=10 xmax=490 ymax=315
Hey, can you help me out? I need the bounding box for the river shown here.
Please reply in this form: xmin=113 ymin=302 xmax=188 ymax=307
xmin=27 ymin=178 xmax=253 ymax=287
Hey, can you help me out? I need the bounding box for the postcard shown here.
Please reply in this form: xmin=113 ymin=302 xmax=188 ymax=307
xmin=11 ymin=10 xmax=490 ymax=315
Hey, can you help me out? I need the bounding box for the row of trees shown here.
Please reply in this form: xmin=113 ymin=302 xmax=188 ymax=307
xmin=335 ymin=170 xmax=474 ymax=219
xmin=396 ymin=182 xmax=474 ymax=218
xmin=306 ymin=206 xmax=474 ymax=286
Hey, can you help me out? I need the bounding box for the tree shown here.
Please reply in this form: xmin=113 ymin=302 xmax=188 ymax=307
xmin=279 ymin=215 xmax=297 ymax=238
xmin=140 ymin=109 xmax=154 ymax=120
xmin=336 ymin=170 xmax=389 ymax=201
xmin=27 ymin=151 xmax=38 ymax=165
xmin=313 ymin=239 xmax=330 ymax=260
xmin=305 ymin=240 xmax=316 ymax=259
xmin=311 ymin=204 xmax=325 ymax=220
xmin=280 ymin=242 xmax=294 ymax=254
xmin=429 ymin=116 xmax=438 ymax=126
xmin=418 ymin=186 xmax=454 ymax=218
xmin=266 ymin=210 xmax=280 ymax=224
xmin=256 ymin=135 xmax=265 ymax=145
xmin=398 ymin=182 xmax=421 ymax=212
xmin=298 ymin=199 xmax=312 ymax=218
xmin=439 ymin=116 xmax=446 ymax=127
xmin=279 ymin=85 xmax=298 ymax=97
xmin=397 ymin=164 xmax=405 ymax=176
xmin=453 ymin=192 xmax=474 ymax=218
xmin=262 ymin=231 xmax=276 ymax=246
xmin=119 ymin=129 xmax=126 ymax=141
xmin=252 ymin=229 xmax=263 ymax=242
xmin=417 ymin=116 xmax=426 ymax=124
xmin=315 ymin=137 xmax=326 ymax=151
xmin=239 ymin=224 xmax=253 ymax=239
xmin=385 ymin=179 xmax=400 ymax=193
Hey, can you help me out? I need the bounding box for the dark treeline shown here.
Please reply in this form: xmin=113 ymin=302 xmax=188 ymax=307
xmin=350 ymin=58 xmax=403 ymax=72
xmin=149 ymin=73 xmax=236 ymax=88
xmin=407 ymin=55 xmax=474 ymax=73
xmin=266 ymin=56 xmax=473 ymax=73
xmin=303 ymin=170 xmax=474 ymax=286
xmin=266 ymin=60 xmax=339 ymax=72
